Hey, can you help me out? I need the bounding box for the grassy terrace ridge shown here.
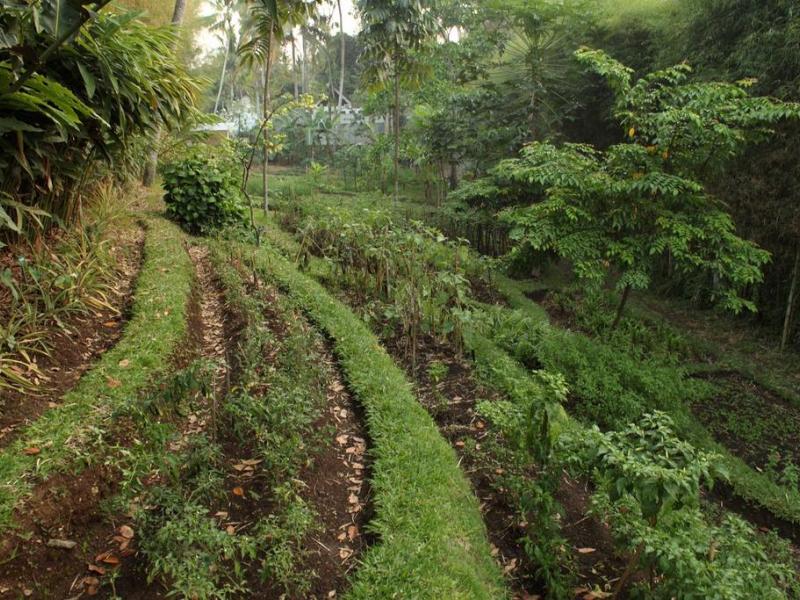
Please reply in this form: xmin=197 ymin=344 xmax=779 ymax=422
xmin=0 ymin=217 xmax=192 ymax=530
xmin=241 ymin=238 xmax=506 ymax=600
xmin=481 ymin=277 xmax=800 ymax=528
xmin=267 ymin=191 xmax=800 ymax=533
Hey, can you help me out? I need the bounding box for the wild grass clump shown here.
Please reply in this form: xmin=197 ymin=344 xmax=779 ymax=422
xmin=0 ymin=185 xmax=128 ymax=392
xmin=0 ymin=217 xmax=192 ymax=531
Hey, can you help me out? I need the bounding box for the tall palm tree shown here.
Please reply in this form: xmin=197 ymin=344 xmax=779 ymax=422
xmin=212 ymin=0 xmax=239 ymax=114
xmin=337 ymin=0 xmax=345 ymax=109
xmin=240 ymin=0 xmax=321 ymax=212
xmin=357 ymin=0 xmax=439 ymax=203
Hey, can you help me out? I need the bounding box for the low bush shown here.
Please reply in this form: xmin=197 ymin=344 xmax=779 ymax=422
xmin=483 ymin=306 xmax=708 ymax=429
xmin=162 ymin=144 xmax=246 ymax=235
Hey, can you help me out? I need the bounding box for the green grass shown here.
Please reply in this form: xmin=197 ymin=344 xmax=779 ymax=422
xmin=0 ymin=217 xmax=192 ymax=530
xmin=259 ymin=190 xmax=800 ymax=594
xmin=480 ymin=298 xmax=800 ymax=528
xmin=240 ymin=236 xmax=506 ymax=600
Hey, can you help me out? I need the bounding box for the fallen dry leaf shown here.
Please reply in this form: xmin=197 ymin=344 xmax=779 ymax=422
xmin=106 ymin=377 xmax=122 ymax=389
xmin=95 ymin=551 xmax=120 ymax=565
xmin=87 ymin=564 xmax=106 ymax=575
xmin=47 ymin=538 xmax=76 ymax=549
xmin=339 ymin=547 xmax=354 ymax=560
xmin=118 ymin=359 xmax=130 ymax=368
xmin=348 ymin=493 xmax=359 ymax=505
xmin=232 ymin=487 xmax=245 ymax=497
xmin=119 ymin=525 xmax=135 ymax=539
xmin=336 ymin=435 xmax=349 ymax=446
xmin=23 ymin=447 xmax=40 ymax=456
xmin=337 ymin=531 xmax=347 ymax=541
xmin=347 ymin=525 xmax=359 ymax=541
xmin=577 ymin=547 xmax=596 ymax=554
xmin=503 ymin=558 xmax=518 ymax=575
xmin=226 ymin=525 xmax=236 ymax=535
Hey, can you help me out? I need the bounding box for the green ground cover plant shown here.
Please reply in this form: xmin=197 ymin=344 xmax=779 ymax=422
xmin=239 ymin=236 xmax=506 ymax=599
xmin=0 ymin=217 xmax=192 ymax=530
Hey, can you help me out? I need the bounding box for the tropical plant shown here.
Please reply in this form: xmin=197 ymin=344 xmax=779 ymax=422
xmin=162 ymin=144 xmax=247 ymax=234
xmin=0 ymin=4 xmax=199 ymax=234
xmin=357 ymin=0 xmax=440 ymax=202
xmin=500 ymin=49 xmax=800 ymax=327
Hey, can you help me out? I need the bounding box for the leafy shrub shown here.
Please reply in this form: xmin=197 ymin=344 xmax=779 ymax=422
xmin=477 ymin=370 xmax=574 ymax=598
xmin=294 ymin=206 xmax=478 ymax=362
xmin=565 ymin=413 xmax=796 ymax=598
xmin=162 ymin=145 xmax=246 ymax=235
xmin=0 ymin=8 xmax=199 ymax=233
xmin=483 ymin=306 xmax=708 ymax=428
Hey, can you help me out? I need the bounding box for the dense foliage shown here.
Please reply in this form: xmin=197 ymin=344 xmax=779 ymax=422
xmin=162 ymin=145 xmax=246 ymax=234
xmin=454 ymin=50 xmax=799 ymax=324
xmin=0 ymin=3 xmax=199 ymax=234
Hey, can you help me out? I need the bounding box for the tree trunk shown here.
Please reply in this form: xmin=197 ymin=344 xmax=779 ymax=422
xmin=781 ymin=244 xmax=800 ymax=351
xmin=171 ymin=0 xmax=187 ymax=26
xmin=142 ymin=0 xmax=187 ymax=186
xmin=301 ymin=29 xmax=308 ymax=95
xmin=213 ymin=37 xmax=230 ymax=114
xmin=611 ymin=284 xmax=632 ymax=331
xmin=448 ymin=162 xmax=458 ymax=190
xmin=337 ymin=0 xmax=345 ymax=109
xmin=262 ymin=21 xmax=275 ymax=213
xmin=393 ymin=64 xmax=400 ymax=204
xmin=291 ymin=32 xmax=299 ymax=99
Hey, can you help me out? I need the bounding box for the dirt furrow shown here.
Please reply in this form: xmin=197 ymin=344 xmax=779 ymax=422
xmin=0 ymin=241 xmax=222 ymax=599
